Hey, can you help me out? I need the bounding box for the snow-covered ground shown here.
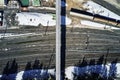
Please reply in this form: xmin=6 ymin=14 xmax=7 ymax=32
xmin=66 ymin=63 xmax=120 ymax=80
xmin=0 ymin=63 xmax=120 ymax=80
xmin=81 ymin=1 xmax=120 ymax=30
xmin=0 ymin=69 xmax=55 ymax=80
xmin=15 ymin=12 xmax=71 ymax=27
xmin=81 ymin=20 xmax=120 ymax=30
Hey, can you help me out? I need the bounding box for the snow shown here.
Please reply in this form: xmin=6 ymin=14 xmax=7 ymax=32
xmin=65 ymin=63 xmax=120 ymax=80
xmin=81 ymin=1 xmax=120 ymax=30
xmin=115 ymin=63 xmax=120 ymax=77
xmin=0 ymin=63 xmax=120 ymax=80
xmin=16 ymin=71 xmax=24 ymax=80
xmin=0 ymin=69 xmax=55 ymax=80
xmin=81 ymin=20 xmax=120 ymax=30
xmin=15 ymin=12 xmax=71 ymax=27
xmin=83 ymin=1 xmax=120 ymax=19
xmin=47 ymin=69 xmax=55 ymax=76
xmin=65 ymin=66 xmax=75 ymax=79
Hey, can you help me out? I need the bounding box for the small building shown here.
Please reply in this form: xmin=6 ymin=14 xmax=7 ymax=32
xmin=19 ymin=0 xmax=29 ymax=11
xmin=0 ymin=0 xmax=5 ymax=8
xmin=32 ymin=0 xmax=41 ymax=7
xmin=7 ymin=0 xmax=19 ymax=8
xmin=20 ymin=0 xmax=29 ymax=7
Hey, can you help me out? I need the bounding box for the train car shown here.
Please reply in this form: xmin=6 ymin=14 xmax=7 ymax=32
xmin=70 ymin=8 xmax=94 ymax=20
xmin=93 ymin=14 xmax=118 ymax=26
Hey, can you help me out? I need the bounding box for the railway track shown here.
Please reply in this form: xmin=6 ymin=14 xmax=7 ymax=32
xmin=0 ymin=27 xmax=120 ymax=74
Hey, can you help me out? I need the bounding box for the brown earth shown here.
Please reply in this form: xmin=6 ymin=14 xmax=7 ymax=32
xmin=66 ymin=0 xmax=88 ymax=10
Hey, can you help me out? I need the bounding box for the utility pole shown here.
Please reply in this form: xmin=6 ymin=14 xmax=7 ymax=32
xmin=56 ymin=0 xmax=66 ymax=80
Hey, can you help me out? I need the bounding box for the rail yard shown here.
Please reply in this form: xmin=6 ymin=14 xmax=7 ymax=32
xmin=0 ymin=0 xmax=120 ymax=80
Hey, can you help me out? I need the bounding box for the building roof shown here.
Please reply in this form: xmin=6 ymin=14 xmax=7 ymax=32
xmin=20 ymin=0 xmax=29 ymax=7
xmin=0 ymin=0 xmax=4 ymax=7
xmin=32 ymin=0 xmax=40 ymax=6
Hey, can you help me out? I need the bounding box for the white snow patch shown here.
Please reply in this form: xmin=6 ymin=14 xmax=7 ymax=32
xmin=15 ymin=12 xmax=71 ymax=27
xmin=65 ymin=66 xmax=75 ymax=80
xmin=81 ymin=20 xmax=120 ymax=30
xmin=116 ymin=63 xmax=120 ymax=77
xmin=48 ymin=69 xmax=55 ymax=76
xmin=16 ymin=71 xmax=24 ymax=80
